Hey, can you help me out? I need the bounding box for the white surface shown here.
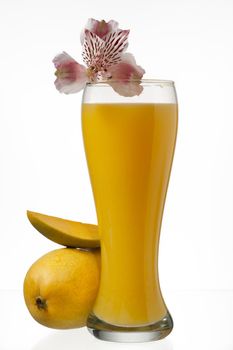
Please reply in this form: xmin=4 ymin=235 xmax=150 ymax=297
xmin=2 ymin=289 xmax=233 ymax=350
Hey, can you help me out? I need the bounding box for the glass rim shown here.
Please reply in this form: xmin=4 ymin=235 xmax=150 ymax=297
xmin=86 ymin=79 xmax=175 ymax=86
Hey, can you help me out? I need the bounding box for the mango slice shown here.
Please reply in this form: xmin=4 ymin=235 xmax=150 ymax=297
xmin=27 ymin=210 xmax=100 ymax=248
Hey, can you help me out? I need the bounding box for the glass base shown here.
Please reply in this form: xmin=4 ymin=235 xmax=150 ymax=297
xmin=86 ymin=311 xmax=173 ymax=343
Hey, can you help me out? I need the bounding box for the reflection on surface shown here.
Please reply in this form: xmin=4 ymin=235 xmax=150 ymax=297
xmin=32 ymin=328 xmax=173 ymax=350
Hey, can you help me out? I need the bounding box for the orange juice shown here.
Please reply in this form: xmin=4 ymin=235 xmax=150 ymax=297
xmin=82 ymin=103 xmax=178 ymax=327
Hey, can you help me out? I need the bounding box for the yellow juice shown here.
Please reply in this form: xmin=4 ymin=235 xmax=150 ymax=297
xmin=82 ymin=103 xmax=178 ymax=326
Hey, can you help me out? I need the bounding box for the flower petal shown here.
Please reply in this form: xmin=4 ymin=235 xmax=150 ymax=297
xmin=81 ymin=18 xmax=119 ymax=43
xmin=119 ymin=52 xmax=144 ymax=68
xmin=107 ymin=53 xmax=145 ymax=97
xmin=53 ymin=52 xmax=88 ymax=94
xmin=108 ymin=77 xmax=143 ymax=97
xmin=101 ymin=29 xmax=129 ymax=67
xmin=82 ymin=30 xmax=105 ymax=70
xmin=82 ymin=29 xmax=129 ymax=70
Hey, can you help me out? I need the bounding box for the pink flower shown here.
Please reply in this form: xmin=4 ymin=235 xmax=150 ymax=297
xmin=53 ymin=18 xmax=146 ymax=97
xmin=53 ymin=52 xmax=88 ymax=94
xmin=107 ymin=53 xmax=145 ymax=96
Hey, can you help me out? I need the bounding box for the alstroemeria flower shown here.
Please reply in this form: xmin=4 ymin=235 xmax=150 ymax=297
xmin=53 ymin=18 xmax=145 ymax=96
xmin=53 ymin=52 xmax=88 ymax=94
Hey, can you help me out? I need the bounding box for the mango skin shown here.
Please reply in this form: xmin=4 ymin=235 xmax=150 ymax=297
xmin=27 ymin=210 xmax=100 ymax=248
xmin=23 ymin=248 xmax=100 ymax=329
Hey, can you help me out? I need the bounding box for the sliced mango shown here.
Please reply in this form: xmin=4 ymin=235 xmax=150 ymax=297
xmin=27 ymin=210 xmax=100 ymax=248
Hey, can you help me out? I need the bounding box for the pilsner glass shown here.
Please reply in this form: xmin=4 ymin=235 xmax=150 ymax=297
xmin=81 ymin=80 xmax=178 ymax=342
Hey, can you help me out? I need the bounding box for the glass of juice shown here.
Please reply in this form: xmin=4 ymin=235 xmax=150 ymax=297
xmin=81 ymin=80 xmax=178 ymax=342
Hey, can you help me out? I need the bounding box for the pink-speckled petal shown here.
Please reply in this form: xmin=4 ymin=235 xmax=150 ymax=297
xmin=53 ymin=52 xmax=88 ymax=94
xmin=82 ymin=29 xmax=105 ymax=69
xmin=101 ymin=29 xmax=129 ymax=68
xmin=82 ymin=29 xmax=129 ymax=71
xmin=107 ymin=53 xmax=145 ymax=97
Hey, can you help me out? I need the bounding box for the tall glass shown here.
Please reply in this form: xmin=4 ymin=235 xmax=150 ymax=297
xmin=81 ymin=80 xmax=178 ymax=342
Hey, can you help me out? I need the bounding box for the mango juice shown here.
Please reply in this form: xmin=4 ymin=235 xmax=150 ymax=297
xmin=82 ymin=103 xmax=178 ymax=327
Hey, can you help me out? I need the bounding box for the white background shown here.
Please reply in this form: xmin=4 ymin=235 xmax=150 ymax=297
xmin=0 ymin=0 xmax=233 ymax=348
